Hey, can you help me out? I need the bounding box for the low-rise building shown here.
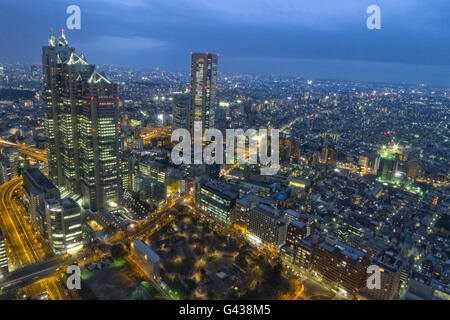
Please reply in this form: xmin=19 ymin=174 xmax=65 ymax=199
xmin=45 ymin=198 xmax=83 ymax=255
xmin=130 ymin=240 xmax=160 ymax=278
xmin=23 ymin=168 xmax=60 ymax=236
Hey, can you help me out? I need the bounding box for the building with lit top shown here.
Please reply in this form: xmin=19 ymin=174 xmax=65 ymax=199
xmin=139 ymin=160 xmax=168 ymax=184
xmin=377 ymin=145 xmax=400 ymax=181
xmin=42 ymin=30 xmax=121 ymax=211
xmin=190 ymin=52 xmax=218 ymax=136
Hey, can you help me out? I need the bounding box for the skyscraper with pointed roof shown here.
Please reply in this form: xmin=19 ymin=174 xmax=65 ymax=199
xmin=42 ymin=30 xmax=121 ymax=212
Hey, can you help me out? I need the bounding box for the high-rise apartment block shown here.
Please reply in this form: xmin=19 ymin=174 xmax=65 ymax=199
xmin=311 ymin=237 xmax=369 ymax=296
xmin=248 ymin=204 xmax=287 ymax=248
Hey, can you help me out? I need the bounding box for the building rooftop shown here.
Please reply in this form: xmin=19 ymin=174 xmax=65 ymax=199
xmin=375 ymin=249 xmax=404 ymax=273
xmin=253 ymin=204 xmax=283 ymax=222
xmin=290 ymin=220 xmax=306 ymax=229
xmin=285 ymin=209 xmax=301 ymax=220
xmin=24 ymin=168 xmax=57 ymax=191
xmin=202 ymin=181 xmax=238 ymax=201
xmin=319 ymin=237 xmax=367 ymax=264
xmin=46 ymin=197 xmax=79 ymax=210
xmin=132 ymin=240 xmax=160 ymax=264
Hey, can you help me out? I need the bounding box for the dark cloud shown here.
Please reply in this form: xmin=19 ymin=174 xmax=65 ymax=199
xmin=0 ymin=0 xmax=448 ymax=85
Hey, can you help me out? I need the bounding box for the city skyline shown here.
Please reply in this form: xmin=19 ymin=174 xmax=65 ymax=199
xmin=0 ymin=0 xmax=448 ymax=305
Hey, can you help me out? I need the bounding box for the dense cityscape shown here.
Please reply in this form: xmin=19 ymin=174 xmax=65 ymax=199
xmin=0 ymin=22 xmax=448 ymax=303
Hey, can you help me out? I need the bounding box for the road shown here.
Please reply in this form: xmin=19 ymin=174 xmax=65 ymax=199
xmin=0 ymin=138 xmax=47 ymax=163
xmin=108 ymin=203 xmax=179 ymax=245
xmin=0 ymin=178 xmax=68 ymax=299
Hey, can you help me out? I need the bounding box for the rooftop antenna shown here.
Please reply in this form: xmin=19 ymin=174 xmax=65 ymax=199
xmin=49 ymin=28 xmax=55 ymax=46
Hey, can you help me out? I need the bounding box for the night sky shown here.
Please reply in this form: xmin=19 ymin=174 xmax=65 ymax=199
xmin=0 ymin=0 xmax=449 ymax=85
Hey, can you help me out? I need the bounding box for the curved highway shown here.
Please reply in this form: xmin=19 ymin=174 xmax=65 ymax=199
xmin=0 ymin=178 xmax=67 ymax=299
xmin=0 ymin=139 xmax=47 ymax=163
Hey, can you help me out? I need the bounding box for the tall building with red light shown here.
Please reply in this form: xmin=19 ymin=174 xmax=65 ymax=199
xmin=190 ymin=52 xmax=218 ymax=136
xmin=42 ymin=30 xmax=121 ymax=212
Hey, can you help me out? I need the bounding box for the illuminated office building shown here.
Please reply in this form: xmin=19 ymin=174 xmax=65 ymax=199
xmin=0 ymin=147 xmax=18 ymax=184
xmin=42 ymin=30 xmax=121 ymax=211
xmin=190 ymin=52 xmax=218 ymax=136
xmin=0 ymin=228 xmax=8 ymax=276
xmin=281 ymin=234 xmax=314 ymax=270
xmin=134 ymin=175 xmax=167 ymax=208
xmin=286 ymin=220 xmax=307 ymax=246
xmin=172 ymin=93 xmax=190 ymax=132
xmin=198 ymin=181 xmax=237 ymax=224
xmin=378 ymin=151 xmax=398 ymax=181
xmin=232 ymin=192 xmax=276 ymax=230
xmin=120 ymin=156 xmax=131 ymax=192
xmin=139 ymin=161 xmax=168 ymax=184
xmin=233 ymin=196 xmax=254 ymax=229
xmin=45 ymin=198 xmax=83 ymax=255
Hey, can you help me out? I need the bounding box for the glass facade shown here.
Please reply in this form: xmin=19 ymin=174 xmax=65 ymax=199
xmin=190 ymin=53 xmax=218 ymax=136
xmin=42 ymin=31 xmax=121 ymax=211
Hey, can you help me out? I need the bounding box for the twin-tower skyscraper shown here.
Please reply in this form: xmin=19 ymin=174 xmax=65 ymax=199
xmin=42 ymin=30 xmax=218 ymax=211
xmin=42 ymin=30 xmax=121 ymax=212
